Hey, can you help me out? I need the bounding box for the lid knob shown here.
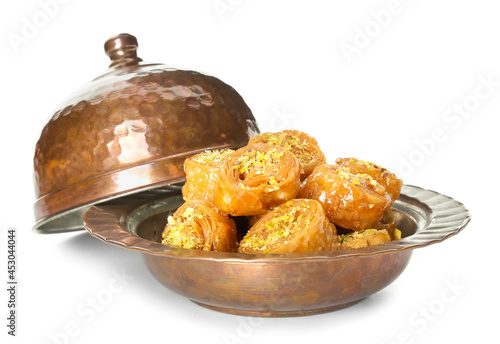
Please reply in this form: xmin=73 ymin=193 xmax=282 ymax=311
xmin=104 ymin=33 xmax=143 ymax=68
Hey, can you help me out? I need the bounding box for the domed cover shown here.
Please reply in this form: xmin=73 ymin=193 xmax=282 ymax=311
xmin=33 ymin=33 xmax=259 ymax=233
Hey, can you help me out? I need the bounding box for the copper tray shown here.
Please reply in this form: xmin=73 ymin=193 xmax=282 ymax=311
xmin=83 ymin=185 xmax=470 ymax=317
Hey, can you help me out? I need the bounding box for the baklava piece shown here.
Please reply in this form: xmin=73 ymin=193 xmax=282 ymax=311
xmin=182 ymin=149 xmax=234 ymax=202
xmin=238 ymin=199 xmax=338 ymax=254
xmin=213 ymin=143 xmax=302 ymax=216
xmin=249 ymin=130 xmax=326 ymax=180
xmin=299 ymin=164 xmax=392 ymax=230
xmin=161 ymin=199 xmax=237 ymax=252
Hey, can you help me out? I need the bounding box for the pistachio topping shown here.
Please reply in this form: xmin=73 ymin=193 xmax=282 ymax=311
xmin=239 ymin=202 xmax=313 ymax=251
xmin=339 ymin=229 xmax=379 ymax=244
xmin=346 ymin=158 xmax=389 ymax=175
xmin=161 ymin=223 xmax=198 ymax=249
xmin=258 ymin=132 xmax=316 ymax=164
xmin=394 ymin=228 xmax=402 ymax=240
xmin=161 ymin=207 xmax=205 ymax=249
xmin=232 ymin=148 xmax=286 ymax=190
xmin=335 ymin=167 xmax=384 ymax=193
xmin=192 ymin=149 xmax=234 ymax=166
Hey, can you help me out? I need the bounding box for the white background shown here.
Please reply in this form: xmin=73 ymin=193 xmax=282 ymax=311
xmin=1 ymin=0 xmax=498 ymax=343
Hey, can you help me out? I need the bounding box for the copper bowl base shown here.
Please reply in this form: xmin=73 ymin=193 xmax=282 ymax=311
xmin=192 ymin=300 xmax=362 ymax=317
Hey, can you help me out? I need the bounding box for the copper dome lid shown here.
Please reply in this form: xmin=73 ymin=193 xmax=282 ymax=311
xmin=33 ymin=33 xmax=259 ymax=233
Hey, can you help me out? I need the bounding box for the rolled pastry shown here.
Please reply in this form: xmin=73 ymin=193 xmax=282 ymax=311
xmin=161 ymin=199 xmax=237 ymax=252
xmin=238 ymin=199 xmax=338 ymax=254
xmin=334 ymin=157 xmax=402 ymax=203
xmin=249 ymin=130 xmax=326 ymax=180
xmin=182 ymin=149 xmax=234 ymax=202
xmin=213 ymin=143 xmax=302 ymax=216
xmin=373 ymin=211 xmax=401 ymax=240
xmin=339 ymin=229 xmax=392 ymax=250
xmin=299 ymin=164 xmax=392 ymax=230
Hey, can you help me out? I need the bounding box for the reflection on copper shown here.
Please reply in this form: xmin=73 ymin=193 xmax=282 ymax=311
xmin=112 ymin=119 xmax=151 ymax=164
xmin=111 ymin=164 xmax=154 ymax=193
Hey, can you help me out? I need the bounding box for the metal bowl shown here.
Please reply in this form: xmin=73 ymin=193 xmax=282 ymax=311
xmin=83 ymin=185 xmax=470 ymax=317
xmin=33 ymin=33 xmax=259 ymax=233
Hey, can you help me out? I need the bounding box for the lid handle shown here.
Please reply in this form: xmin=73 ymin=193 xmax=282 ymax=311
xmin=104 ymin=33 xmax=143 ymax=68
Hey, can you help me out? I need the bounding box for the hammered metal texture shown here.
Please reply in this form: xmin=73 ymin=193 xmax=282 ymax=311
xmin=33 ymin=34 xmax=259 ymax=232
xmin=83 ymin=185 xmax=470 ymax=317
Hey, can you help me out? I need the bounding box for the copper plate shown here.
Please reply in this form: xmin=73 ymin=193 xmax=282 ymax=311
xmin=83 ymin=185 xmax=471 ymax=317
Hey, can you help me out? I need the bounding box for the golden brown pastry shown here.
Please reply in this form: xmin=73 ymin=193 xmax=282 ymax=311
xmin=334 ymin=158 xmax=402 ymax=203
xmin=249 ymin=130 xmax=326 ymax=180
xmin=161 ymin=199 xmax=237 ymax=252
xmin=213 ymin=143 xmax=302 ymax=216
xmin=182 ymin=149 xmax=234 ymax=202
xmin=339 ymin=229 xmax=392 ymax=250
xmin=299 ymin=164 xmax=392 ymax=230
xmin=247 ymin=212 xmax=268 ymax=229
xmin=373 ymin=211 xmax=402 ymax=240
xmin=238 ymin=199 xmax=338 ymax=254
